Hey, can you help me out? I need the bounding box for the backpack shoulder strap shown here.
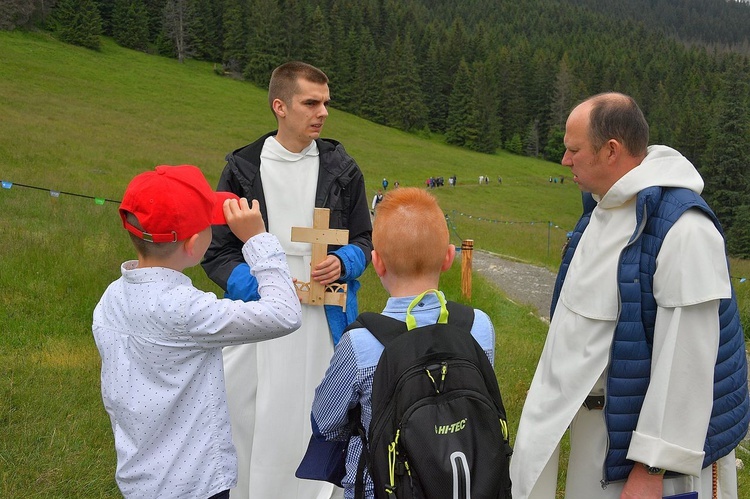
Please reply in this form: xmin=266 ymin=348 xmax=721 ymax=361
xmin=350 ymin=312 xmax=407 ymax=348
xmin=445 ymin=300 xmax=475 ymax=331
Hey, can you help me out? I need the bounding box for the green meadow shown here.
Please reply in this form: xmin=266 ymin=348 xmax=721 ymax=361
xmin=1 ymin=30 xmax=748 ymax=496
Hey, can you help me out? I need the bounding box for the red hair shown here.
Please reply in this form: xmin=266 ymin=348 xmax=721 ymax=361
xmin=373 ymin=188 xmax=449 ymax=278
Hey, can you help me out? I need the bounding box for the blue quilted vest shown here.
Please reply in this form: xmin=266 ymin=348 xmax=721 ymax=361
xmin=551 ymin=187 xmax=750 ymax=484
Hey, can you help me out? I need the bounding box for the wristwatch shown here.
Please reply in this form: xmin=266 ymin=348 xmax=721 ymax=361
xmin=642 ymin=463 xmax=666 ymax=475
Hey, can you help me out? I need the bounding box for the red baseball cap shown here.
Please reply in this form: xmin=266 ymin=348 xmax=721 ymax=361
xmin=119 ymin=165 xmax=239 ymax=243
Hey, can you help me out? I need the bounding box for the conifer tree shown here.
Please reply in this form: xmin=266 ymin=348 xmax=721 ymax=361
xmin=500 ymin=45 xmax=528 ymax=146
xmin=423 ymin=39 xmax=450 ymax=134
xmin=701 ymin=57 xmax=750 ymax=257
xmin=673 ymin=74 xmax=711 ymax=168
xmin=50 ymin=0 xmax=102 ymax=50
xmin=549 ymin=53 xmax=580 ymax=130
xmin=301 ymin=6 xmax=331 ymax=74
xmin=327 ymin=1 xmax=357 ymax=110
xmin=444 ymin=17 xmax=468 ymax=75
xmin=279 ymin=0 xmax=305 ymax=59
xmin=505 ymin=132 xmax=523 ymax=155
xmin=382 ymin=34 xmax=427 ymax=131
xmin=470 ymin=60 xmax=501 ymax=154
xmin=112 ymin=0 xmax=149 ymax=51
xmin=445 ymin=60 xmax=479 ymax=148
xmin=353 ymin=28 xmax=384 ymax=124
xmin=221 ymin=0 xmax=247 ymax=73
xmin=528 ymin=48 xmax=556 ymax=151
xmin=728 ymin=205 xmax=750 ymax=259
xmin=327 ymin=25 xmax=359 ymax=112
xmin=142 ymin=0 xmax=164 ymax=42
xmin=243 ymin=0 xmax=284 ymax=85
xmin=544 ymin=127 xmax=566 ymax=163
xmin=189 ymin=0 xmax=221 ymax=61
xmin=524 ymin=120 xmax=540 ymax=158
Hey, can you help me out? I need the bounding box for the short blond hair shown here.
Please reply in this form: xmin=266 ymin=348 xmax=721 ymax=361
xmin=373 ymin=188 xmax=449 ymax=278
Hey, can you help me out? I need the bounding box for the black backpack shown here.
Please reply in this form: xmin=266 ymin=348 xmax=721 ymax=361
xmin=350 ymin=300 xmax=513 ymax=499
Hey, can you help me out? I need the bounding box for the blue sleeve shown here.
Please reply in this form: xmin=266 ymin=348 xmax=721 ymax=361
xmin=311 ymin=333 xmax=360 ymax=440
xmin=325 ymin=245 xmax=366 ymax=346
xmin=470 ymin=309 xmax=496 ymax=368
xmin=224 ymin=263 xmax=260 ymax=301
xmin=333 ymin=244 xmax=367 ymax=281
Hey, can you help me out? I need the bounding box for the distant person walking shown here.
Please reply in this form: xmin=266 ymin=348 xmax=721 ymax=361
xmin=371 ymin=189 xmax=384 ymax=213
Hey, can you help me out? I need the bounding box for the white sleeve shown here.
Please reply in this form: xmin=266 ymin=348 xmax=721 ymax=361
xmin=627 ymin=301 xmax=719 ymax=476
xmin=653 ymin=209 xmax=731 ymax=306
xmin=628 ymin=209 xmax=728 ymax=476
xmin=183 ymin=232 xmax=302 ymax=346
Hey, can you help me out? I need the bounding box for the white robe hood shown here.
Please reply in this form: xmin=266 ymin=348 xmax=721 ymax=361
xmin=597 ymin=145 xmax=704 ymax=209
xmin=561 ymin=145 xmax=704 ymax=320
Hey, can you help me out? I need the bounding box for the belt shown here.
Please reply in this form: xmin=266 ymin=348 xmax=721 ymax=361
xmin=583 ymin=395 xmax=605 ymax=410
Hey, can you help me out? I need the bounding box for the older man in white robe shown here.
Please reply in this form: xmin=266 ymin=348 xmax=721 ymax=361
xmin=511 ymin=93 xmax=748 ymax=499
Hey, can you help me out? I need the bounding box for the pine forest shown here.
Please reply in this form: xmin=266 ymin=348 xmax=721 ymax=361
xmin=3 ymin=0 xmax=750 ymax=256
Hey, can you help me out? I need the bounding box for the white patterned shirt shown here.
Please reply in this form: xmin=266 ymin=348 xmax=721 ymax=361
xmin=92 ymin=233 xmax=301 ymax=498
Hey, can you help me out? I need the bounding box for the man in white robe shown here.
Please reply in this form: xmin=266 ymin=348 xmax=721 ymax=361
xmin=511 ymin=92 xmax=747 ymax=499
xmin=202 ymin=62 xmax=373 ymax=499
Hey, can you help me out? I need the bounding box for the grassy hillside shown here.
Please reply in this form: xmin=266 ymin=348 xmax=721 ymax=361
xmin=0 ymin=31 xmax=747 ymax=496
xmin=0 ymin=30 xmax=583 ymax=268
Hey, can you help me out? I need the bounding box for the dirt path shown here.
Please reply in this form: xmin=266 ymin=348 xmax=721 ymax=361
xmin=471 ymin=250 xmax=557 ymax=322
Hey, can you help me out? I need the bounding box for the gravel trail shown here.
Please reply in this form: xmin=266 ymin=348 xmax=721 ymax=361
xmin=471 ymin=250 xmax=557 ymax=322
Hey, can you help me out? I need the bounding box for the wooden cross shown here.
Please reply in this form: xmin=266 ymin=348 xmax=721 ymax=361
xmin=290 ymin=208 xmax=349 ymax=311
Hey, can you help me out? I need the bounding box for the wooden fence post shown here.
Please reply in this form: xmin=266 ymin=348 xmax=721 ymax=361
xmin=461 ymin=239 xmax=473 ymax=300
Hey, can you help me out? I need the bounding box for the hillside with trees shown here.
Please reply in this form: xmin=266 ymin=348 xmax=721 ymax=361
xmin=1 ymin=0 xmax=749 ymax=256
xmin=563 ymin=0 xmax=750 ymax=52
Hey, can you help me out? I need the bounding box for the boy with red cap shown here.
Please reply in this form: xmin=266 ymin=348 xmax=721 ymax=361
xmin=93 ymin=165 xmax=302 ymax=499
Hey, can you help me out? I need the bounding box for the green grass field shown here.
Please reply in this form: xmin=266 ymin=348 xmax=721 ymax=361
xmin=0 ymin=30 xmax=748 ymax=497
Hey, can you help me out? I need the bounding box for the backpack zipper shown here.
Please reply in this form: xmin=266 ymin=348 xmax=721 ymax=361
xmin=425 ymin=362 xmax=448 ymax=393
xmin=386 ymin=430 xmax=400 ymax=497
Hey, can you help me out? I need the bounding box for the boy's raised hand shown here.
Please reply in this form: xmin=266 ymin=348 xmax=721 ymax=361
xmin=224 ymin=198 xmax=266 ymax=243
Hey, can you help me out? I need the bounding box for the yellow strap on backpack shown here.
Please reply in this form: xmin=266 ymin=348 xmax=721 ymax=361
xmin=405 ymin=289 xmax=449 ymax=331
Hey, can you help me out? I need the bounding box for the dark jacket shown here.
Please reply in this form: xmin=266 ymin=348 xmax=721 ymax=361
xmin=202 ymin=132 xmax=373 ymax=343
xmin=552 ymin=187 xmax=749 ymax=484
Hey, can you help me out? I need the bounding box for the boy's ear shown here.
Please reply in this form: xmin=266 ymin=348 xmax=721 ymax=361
xmin=371 ymin=249 xmax=386 ymax=277
xmin=441 ymin=244 xmax=456 ymax=272
xmin=183 ymin=233 xmax=200 ymax=257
